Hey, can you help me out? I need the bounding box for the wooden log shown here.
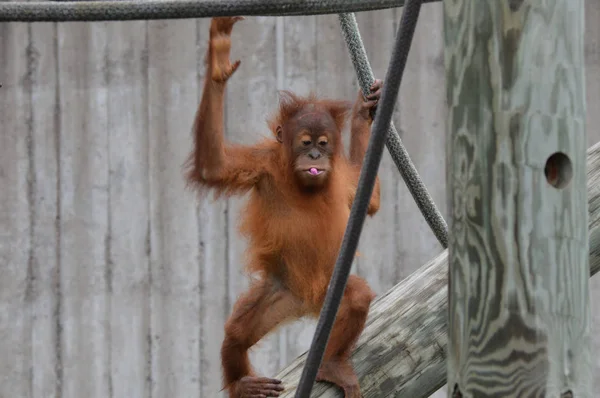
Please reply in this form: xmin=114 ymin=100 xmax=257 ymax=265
xmin=445 ymin=1 xmax=590 ymax=396
xmin=275 ymin=139 xmax=600 ymax=397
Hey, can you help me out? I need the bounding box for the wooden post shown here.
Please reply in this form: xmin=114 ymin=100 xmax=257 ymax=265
xmin=444 ymin=1 xmax=591 ymax=396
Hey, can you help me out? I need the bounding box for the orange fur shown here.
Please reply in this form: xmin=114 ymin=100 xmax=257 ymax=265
xmin=185 ymin=17 xmax=381 ymax=398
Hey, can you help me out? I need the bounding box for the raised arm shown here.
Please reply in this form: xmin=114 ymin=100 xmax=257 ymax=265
xmin=185 ymin=17 xmax=270 ymax=198
xmin=348 ymin=79 xmax=383 ymax=216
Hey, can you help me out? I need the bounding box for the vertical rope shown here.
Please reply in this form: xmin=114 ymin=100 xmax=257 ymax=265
xmin=294 ymin=1 xmax=424 ymax=396
xmin=338 ymin=12 xmax=449 ymax=249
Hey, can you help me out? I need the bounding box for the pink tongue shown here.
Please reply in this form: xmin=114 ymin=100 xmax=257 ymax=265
xmin=309 ymin=167 xmax=319 ymax=175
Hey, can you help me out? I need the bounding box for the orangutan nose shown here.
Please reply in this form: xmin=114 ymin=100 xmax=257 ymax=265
xmin=308 ymin=149 xmax=321 ymax=160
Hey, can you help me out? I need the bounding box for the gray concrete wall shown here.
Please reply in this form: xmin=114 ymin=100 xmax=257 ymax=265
xmin=0 ymin=2 xmax=598 ymax=397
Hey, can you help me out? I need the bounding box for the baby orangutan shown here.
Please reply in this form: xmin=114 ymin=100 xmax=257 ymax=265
xmin=186 ymin=16 xmax=382 ymax=398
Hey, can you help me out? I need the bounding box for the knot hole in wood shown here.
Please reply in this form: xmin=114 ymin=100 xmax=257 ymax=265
xmin=508 ymin=0 xmax=524 ymax=11
xmin=544 ymin=152 xmax=573 ymax=189
xmin=452 ymin=383 xmax=463 ymax=398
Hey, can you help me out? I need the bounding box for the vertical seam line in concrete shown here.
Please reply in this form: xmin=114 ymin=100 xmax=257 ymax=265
xmin=25 ymin=21 xmax=36 ymax=398
xmin=143 ymin=20 xmax=153 ymax=398
xmin=103 ymin=22 xmax=114 ymax=398
xmin=53 ymin=20 xmax=63 ymax=398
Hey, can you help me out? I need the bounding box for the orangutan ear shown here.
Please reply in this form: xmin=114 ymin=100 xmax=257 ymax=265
xmin=276 ymin=125 xmax=283 ymax=143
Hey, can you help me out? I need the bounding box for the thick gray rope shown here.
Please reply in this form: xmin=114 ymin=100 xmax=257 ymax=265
xmin=0 ymin=0 xmax=440 ymax=22
xmin=294 ymin=1 xmax=423 ymax=396
xmin=339 ymin=12 xmax=448 ymax=248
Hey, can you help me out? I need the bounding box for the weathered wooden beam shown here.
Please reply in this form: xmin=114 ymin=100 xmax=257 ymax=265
xmin=445 ymin=1 xmax=590 ymax=396
xmin=275 ymin=139 xmax=600 ymax=397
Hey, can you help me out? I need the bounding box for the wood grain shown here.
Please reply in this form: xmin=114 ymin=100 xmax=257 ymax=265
xmin=445 ymin=0 xmax=591 ymax=396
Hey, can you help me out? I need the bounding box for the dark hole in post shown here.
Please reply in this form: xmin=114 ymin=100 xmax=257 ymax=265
xmin=452 ymin=383 xmax=463 ymax=398
xmin=561 ymin=390 xmax=573 ymax=398
xmin=544 ymin=152 xmax=573 ymax=189
xmin=508 ymin=0 xmax=524 ymax=11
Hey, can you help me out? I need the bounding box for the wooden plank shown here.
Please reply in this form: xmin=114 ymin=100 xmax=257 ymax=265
xmin=275 ymin=140 xmax=600 ymax=397
xmin=106 ymin=20 xmax=151 ymax=398
xmin=445 ymin=0 xmax=590 ymax=395
xmin=28 ymin=20 xmax=61 ymax=398
xmin=57 ymin=20 xmax=111 ymax=398
xmin=0 ymin=20 xmax=34 ymax=398
xmin=224 ymin=16 xmax=281 ymax=377
xmin=147 ymin=19 xmax=202 ymax=397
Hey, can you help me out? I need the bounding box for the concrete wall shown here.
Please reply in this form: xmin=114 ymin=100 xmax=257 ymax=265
xmin=0 ymin=2 xmax=598 ymax=397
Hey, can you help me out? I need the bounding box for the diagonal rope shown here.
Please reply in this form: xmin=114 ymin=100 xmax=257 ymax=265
xmin=339 ymin=13 xmax=448 ymax=248
xmin=293 ymin=1 xmax=424 ymax=396
xmin=0 ymin=0 xmax=441 ymax=22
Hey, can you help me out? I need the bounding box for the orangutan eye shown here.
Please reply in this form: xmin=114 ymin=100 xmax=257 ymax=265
xmin=299 ymin=133 xmax=312 ymax=146
xmin=318 ymin=140 xmax=328 ymax=146
xmin=318 ymin=135 xmax=329 ymax=146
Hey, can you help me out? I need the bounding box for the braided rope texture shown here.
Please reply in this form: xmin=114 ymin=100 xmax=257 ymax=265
xmin=294 ymin=2 xmax=424 ymax=396
xmin=339 ymin=12 xmax=448 ymax=248
xmin=0 ymin=0 xmax=440 ymax=22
